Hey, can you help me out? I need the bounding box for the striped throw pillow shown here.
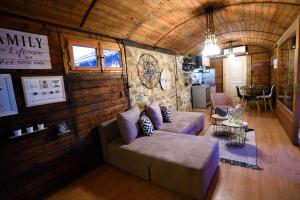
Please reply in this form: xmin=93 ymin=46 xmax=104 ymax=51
xmin=160 ymin=105 xmax=172 ymax=123
xmin=139 ymin=115 xmax=154 ymax=136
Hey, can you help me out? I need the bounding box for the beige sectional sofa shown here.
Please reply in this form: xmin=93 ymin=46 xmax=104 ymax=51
xmin=98 ymin=111 xmax=219 ymax=200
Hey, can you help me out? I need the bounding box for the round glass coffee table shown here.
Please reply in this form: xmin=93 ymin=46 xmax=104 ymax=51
xmin=222 ymin=119 xmax=248 ymax=148
xmin=211 ymin=114 xmax=230 ymax=136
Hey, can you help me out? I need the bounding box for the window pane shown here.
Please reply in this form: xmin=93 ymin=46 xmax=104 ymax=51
xmin=103 ymin=49 xmax=121 ymax=68
xmin=72 ymin=46 xmax=98 ymax=67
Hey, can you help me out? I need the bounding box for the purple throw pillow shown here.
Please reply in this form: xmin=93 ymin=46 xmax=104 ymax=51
xmin=117 ymin=106 xmax=141 ymax=144
xmin=147 ymin=102 xmax=163 ymax=130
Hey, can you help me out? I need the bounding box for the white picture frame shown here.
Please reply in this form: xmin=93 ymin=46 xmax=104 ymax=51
xmin=0 ymin=74 xmax=18 ymax=117
xmin=0 ymin=28 xmax=51 ymax=69
xmin=21 ymin=76 xmax=66 ymax=107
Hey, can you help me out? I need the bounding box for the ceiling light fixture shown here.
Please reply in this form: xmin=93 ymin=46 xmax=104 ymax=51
xmin=202 ymin=8 xmax=220 ymax=57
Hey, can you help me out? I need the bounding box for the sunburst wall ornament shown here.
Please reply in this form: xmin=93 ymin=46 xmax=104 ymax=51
xmin=137 ymin=54 xmax=159 ymax=89
xmin=202 ymin=7 xmax=221 ymax=56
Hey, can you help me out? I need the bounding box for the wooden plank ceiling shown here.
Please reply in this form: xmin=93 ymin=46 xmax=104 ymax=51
xmin=1 ymin=0 xmax=300 ymax=55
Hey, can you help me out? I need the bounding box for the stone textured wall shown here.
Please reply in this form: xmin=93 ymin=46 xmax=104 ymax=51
xmin=125 ymin=46 xmax=192 ymax=111
xmin=175 ymin=56 xmax=192 ymax=111
xmin=125 ymin=46 xmax=177 ymax=110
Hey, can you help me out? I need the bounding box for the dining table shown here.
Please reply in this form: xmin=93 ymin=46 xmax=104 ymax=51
xmin=240 ymin=85 xmax=271 ymax=96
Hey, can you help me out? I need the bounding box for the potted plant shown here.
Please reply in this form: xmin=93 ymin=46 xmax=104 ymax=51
xmin=37 ymin=119 xmax=45 ymax=130
xmin=183 ymin=55 xmax=193 ymax=63
xmin=26 ymin=123 xmax=34 ymax=133
xmin=13 ymin=127 xmax=22 ymax=137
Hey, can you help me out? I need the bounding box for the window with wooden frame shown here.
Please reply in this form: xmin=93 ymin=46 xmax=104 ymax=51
xmin=68 ymin=39 xmax=101 ymax=71
xmin=99 ymin=41 xmax=125 ymax=72
xmin=61 ymin=34 xmax=124 ymax=73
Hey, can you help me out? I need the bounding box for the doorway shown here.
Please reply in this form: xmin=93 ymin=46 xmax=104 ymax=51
xmin=223 ymin=56 xmax=247 ymax=104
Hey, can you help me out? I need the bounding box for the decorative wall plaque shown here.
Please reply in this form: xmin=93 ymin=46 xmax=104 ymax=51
xmin=160 ymin=68 xmax=172 ymax=91
xmin=0 ymin=28 xmax=51 ymax=69
xmin=21 ymin=76 xmax=66 ymax=107
xmin=0 ymin=74 xmax=18 ymax=117
xmin=137 ymin=54 xmax=159 ymax=89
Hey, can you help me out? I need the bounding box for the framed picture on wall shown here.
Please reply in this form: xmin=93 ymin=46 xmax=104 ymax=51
xmin=21 ymin=76 xmax=66 ymax=107
xmin=0 ymin=28 xmax=51 ymax=69
xmin=0 ymin=74 xmax=18 ymax=117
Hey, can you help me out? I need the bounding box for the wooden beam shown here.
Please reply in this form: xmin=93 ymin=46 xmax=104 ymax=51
xmin=80 ymin=0 xmax=97 ymax=27
xmin=0 ymin=11 xmax=170 ymax=54
xmin=0 ymin=11 xmax=118 ymax=41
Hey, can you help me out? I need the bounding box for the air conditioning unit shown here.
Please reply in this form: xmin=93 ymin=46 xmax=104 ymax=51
xmin=223 ymin=46 xmax=247 ymax=55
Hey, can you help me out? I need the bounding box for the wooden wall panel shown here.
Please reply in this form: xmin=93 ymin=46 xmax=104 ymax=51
xmin=210 ymin=58 xmax=223 ymax=92
xmin=276 ymin=101 xmax=294 ymax=140
xmin=250 ymin=52 xmax=271 ymax=85
xmin=0 ymin=14 xmax=128 ymax=200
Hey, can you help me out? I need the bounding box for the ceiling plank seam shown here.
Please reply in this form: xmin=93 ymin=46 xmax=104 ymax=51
xmin=80 ymin=0 xmax=97 ymax=28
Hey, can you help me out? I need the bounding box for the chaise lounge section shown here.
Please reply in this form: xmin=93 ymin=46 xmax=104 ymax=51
xmin=160 ymin=111 xmax=205 ymax=135
xmin=98 ymin=110 xmax=219 ymax=200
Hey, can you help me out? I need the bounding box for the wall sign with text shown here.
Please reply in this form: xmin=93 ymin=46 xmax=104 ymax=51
xmin=21 ymin=76 xmax=66 ymax=107
xmin=0 ymin=28 xmax=51 ymax=69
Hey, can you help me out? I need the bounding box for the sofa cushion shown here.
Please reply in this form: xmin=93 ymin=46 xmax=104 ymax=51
xmin=108 ymin=131 xmax=218 ymax=170
xmin=147 ymin=102 xmax=163 ymax=129
xmin=139 ymin=115 xmax=154 ymax=136
xmin=160 ymin=105 xmax=172 ymax=122
xmin=117 ymin=106 xmax=141 ymax=144
xmin=160 ymin=111 xmax=205 ymax=135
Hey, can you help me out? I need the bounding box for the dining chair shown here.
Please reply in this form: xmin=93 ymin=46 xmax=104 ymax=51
xmin=236 ymin=86 xmax=261 ymax=113
xmin=236 ymin=86 xmax=252 ymax=103
xmin=257 ymin=84 xmax=275 ymax=112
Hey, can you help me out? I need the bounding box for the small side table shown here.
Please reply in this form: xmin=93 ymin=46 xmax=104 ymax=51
xmin=211 ymin=114 xmax=230 ymax=136
xmin=222 ymin=120 xmax=248 ymax=149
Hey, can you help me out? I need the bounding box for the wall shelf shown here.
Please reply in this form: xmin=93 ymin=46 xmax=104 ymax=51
xmin=57 ymin=130 xmax=71 ymax=136
xmin=9 ymin=127 xmax=48 ymax=139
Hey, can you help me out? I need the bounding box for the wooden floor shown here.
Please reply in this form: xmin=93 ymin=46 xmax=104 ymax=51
xmin=48 ymin=108 xmax=300 ymax=200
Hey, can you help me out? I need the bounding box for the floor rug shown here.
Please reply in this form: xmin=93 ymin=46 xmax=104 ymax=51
xmin=205 ymin=125 xmax=263 ymax=170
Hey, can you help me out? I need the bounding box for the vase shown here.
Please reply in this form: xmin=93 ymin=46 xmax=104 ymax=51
xmin=26 ymin=126 xmax=34 ymax=133
xmin=13 ymin=129 xmax=22 ymax=136
xmin=37 ymin=123 xmax=44 ymax=130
